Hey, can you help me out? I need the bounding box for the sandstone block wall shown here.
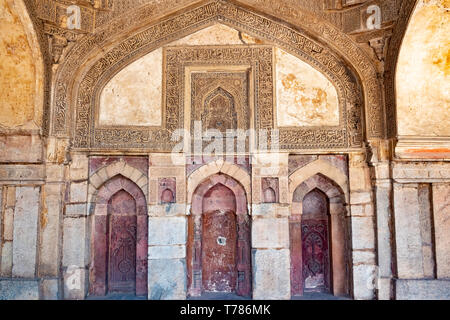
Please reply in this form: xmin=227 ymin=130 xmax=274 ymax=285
xmin=148 ymin=154 xmax=187 ymax=300
xmin=0 ymin=149 xmax=449 ymax=300
xmin=391 ymin=162 xmax=450 ymax=299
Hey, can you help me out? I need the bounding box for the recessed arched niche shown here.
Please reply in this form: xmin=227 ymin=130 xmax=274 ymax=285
xmin=90 ymin=175 xmax=148 ymax=297
xmin=161 ymin=189 xmax=175 ymax=203
xmin=290 ymin=173 xmax=350 ymax=298
xmin=188 ymin=173 xmax=252 ymax=298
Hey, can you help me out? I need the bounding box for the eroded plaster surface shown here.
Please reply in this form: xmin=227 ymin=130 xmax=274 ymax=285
xmin=0 ymin=0 xmax=42 ymax=129
xmin=275 ymin=48 xmax=339 ymax=127
xmin=396 ymin=0 xmax=450 ymax=136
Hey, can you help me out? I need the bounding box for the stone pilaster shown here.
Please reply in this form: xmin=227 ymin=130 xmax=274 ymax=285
xmin=251 ymin=153 xmax=291 ymax=300
xmin=369 ymin=139 xmax=395 ymax=300
xmin=148 ymin=153 xmax=187 ymax=299
xmin=0 ymin=180 xmax=43 ymax=300
xmin=1 ymin=186 xmax=14 ymax=277
xmin=62 ymin=152 xmax=89 ymax=300
xmin=349 ymin=151 xmax=376 ymax=300
xmin=12 ymin=187 xmax=40 ymax=278
xmin=373 ymin=162 xmax=394 ymax=300
xmin=391 ymin=161 xmax=450 ymax=299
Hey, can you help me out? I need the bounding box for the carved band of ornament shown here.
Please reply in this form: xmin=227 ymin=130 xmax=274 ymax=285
xmin=55 ymin=1 xmax=364 ymax=147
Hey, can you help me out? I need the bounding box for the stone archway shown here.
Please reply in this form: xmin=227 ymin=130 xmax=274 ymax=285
xmin=89 ymin=175 xmax=148 ymax=297
xmin=187 ymin=173 xmax=251 ymax=297
xmin=51 ymin=0 xmax=367 ymax=151
xmin=289 ymin=173 xmax=350 ymax=297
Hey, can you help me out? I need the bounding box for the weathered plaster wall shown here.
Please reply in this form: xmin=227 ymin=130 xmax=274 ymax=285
xmin=99 ymin=48 xmax=163 ymax=127
xmin=396 ymin=0 xmax=450 ymax=137
xmin=0 ymin=0 xmax=43 ymax=129
xmin=275 ymin=48 xmax=339 ymax=127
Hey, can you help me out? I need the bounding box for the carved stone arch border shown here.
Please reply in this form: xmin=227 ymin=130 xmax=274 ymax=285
xmin=292 ymin=174 xmax=346 ymax=211
xmin=88 ymin=160 xmax=148 ymax=207
xmin=89 ymin=174 xmax=148 ymax=297
xmin=187 ymin=172 xmax=252 ymax=297
xmin=289 ymin=171 xmax=351 ymax=297
xmin=288 ymin=159 xmax=349 ymax=204
xmin=187 ymin=159 xmax=251 ymax=207
xmin=51 ymin=0 xmax=373 ymax=148
xmin=190 ymin=172 xmax=248 ymax=216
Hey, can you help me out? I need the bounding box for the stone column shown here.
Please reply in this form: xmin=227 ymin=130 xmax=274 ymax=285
xmin=38 ymin=146 xmax=71 ymax=300
xmin=147 ymin=154 xmax=187 ymax=300
xmin=349 ymin=152 xmax=377 ymax=300
xmin=373 ymin=162 xmax=394 ymax=300
xmin=251 ymin=153 xmax=291 ymax=300
xmin=62 ymin=152 xmax=89 ymax=299
xmin=369 ymin=139 xmax=395 ymax=300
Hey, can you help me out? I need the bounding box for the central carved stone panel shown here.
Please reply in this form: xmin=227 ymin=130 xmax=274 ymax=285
xmin=164 ymin=45 xmax=273 ymax=152
xmin=191 ymin=71 xmax=250 ymax=151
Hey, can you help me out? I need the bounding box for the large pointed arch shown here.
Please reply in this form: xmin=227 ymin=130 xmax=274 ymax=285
xmin=289 ymin=159 xmax=349 ymax=203
xmin=51 ymin=0 xmax=376 ymax=148
xmin=187 ymin=159 xmax=251 ymax=206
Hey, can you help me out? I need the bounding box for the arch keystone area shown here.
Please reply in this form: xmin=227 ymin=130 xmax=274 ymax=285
xmin=187 ymin=160 xmax=251 ymax=204
xmin=289 ymin=159 xmax=349 ymax=203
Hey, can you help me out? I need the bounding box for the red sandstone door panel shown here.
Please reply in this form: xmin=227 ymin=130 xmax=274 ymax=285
xmin=108 ymin=214 xmax=137 ymax=293
xmin=202 ymin=210 xmax=237 ymax=292
xmin=301 ymin=219 xmax=330 ymax=293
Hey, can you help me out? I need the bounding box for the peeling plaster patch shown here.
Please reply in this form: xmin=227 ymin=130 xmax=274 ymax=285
xmin=275 ymin=48 xmax=339 ymax=127
xmin=396 ymin=0 xmax=450 ymax=136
